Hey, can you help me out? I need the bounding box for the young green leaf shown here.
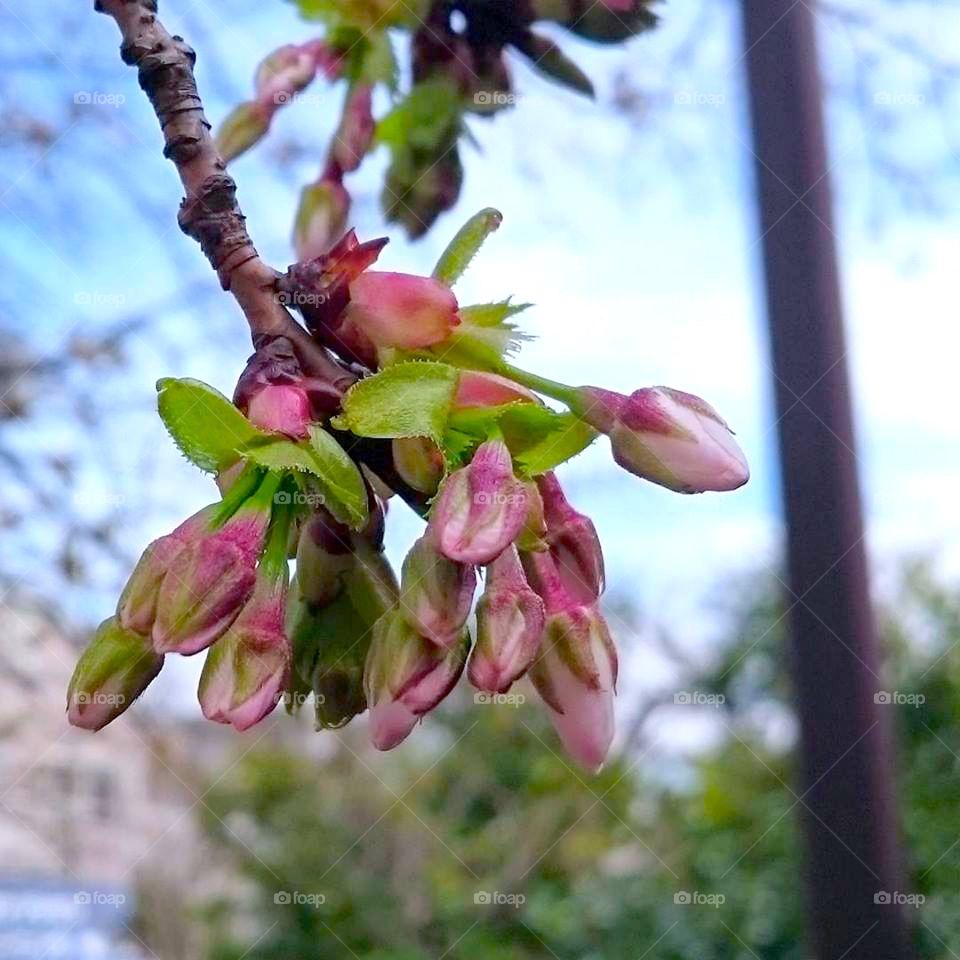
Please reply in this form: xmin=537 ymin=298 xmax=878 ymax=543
xmin=503 ymin=407 xmax=598 ymax=476
xmin=331 ymin=361 xmax=459 ymax=442
xmin=432 ymin=207 xmax=503 ymax=286
xmin=237 ymin=429 xmax=369 ymax=529
xmin=307 ymin=426 xmax=370 ymax=529
xmin=376 ymin=79 xmax=461 ymax=151
xmin=157 ymin=378 xmax=270 ymax=474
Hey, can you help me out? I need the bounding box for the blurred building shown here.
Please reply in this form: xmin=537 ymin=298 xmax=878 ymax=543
xmin=0 ymin=599 xmax=199 ymax=958
xmin=0 ymin=597 xmax=327 ymax=959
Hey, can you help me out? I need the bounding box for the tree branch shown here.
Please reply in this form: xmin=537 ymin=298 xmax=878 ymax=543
xmin=93 ymin=0 xmax=354 ymax=390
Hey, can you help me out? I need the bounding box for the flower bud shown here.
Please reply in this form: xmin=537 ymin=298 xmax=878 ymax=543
xmin=116 ymin=506 xmax=216 ymax=635
xmin=198 ymin=572 xmax=291 ymax=732
xmin=152 ymin=479 xmax=278 ymax=655
xmin=216 ymin=102 xmax=271 ymax=163
xmin=536 ymin=473 xmax=604 ymax=604
xmin=529 ymin=604 xmax=617 ymax=772
xmin=383 ymin=146 xmax=463 ymax=240
xmin=286 ymin=537 xmax=398 ymax=730
xmin=579 ymin=386 xmax=749 ymax=494
xmin=288 ymin=583 xmax=372 ymax=730
xmin=428 ymin=439 xmax=528 ymax=565
xmin=365 ymin=612 xmax=470 ymax=750
xmin=295 ymin=509 xmax=354 ymax=607
xmin=254 ymin=43 xmax=320 ymax=109
xmin=344 ymin=272 xmax=460 ymax=351
xmin=294 ymin=178 xmax=350 ymax=262
xmin=331 ymin=84 xmax=375 ymax=174
xmin=233 ymin=337 xmax=341 ymax=435
xmin=392 ymin=437 xmax=445 ymax=495
xmin=399 ymin=536 xmax=476 ymax=647
xmin=454 ymin=371 xmax=536 ymax=409
xmin=67 ymin=618 xmax=163 ymax=731
xmin=468 ymin=546 xmax=545 ymax=694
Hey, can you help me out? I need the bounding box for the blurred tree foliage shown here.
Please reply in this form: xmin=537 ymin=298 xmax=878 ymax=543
xmin=192 ymin=563 xmax=960 ymax=959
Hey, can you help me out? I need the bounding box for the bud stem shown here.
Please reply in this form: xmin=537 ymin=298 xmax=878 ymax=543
xmin=259 ymin=494 xmax=294 ymax=581
xmin=494 ymin=361 xmax=581 ymax=410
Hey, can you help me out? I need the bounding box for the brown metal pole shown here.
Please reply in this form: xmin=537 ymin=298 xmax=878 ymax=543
xmin=738 ymin=3 xmax=913 ymax=959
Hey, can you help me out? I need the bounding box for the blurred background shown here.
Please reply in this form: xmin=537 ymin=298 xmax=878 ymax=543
xmin=1 ymin=0 xmax=959 ymax=957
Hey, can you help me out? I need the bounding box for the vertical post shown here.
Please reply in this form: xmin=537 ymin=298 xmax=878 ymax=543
xmin=739 ymin=3 xmax=913 ymax=959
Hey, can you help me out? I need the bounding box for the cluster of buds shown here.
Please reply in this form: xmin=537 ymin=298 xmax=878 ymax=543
xmin=217 ymin=40 xmax=342 ymax=163
xmin=69 ymin=208 xmax=748 ymax=774
xmin=69 ymin=467 xmax=294 ymax=732
xmin=216 ymin=0 xmax=658 ymax=241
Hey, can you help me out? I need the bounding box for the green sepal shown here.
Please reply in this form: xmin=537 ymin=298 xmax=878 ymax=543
xmin=156 ymin=378 xmax=271 ymax=474
xmin=444 ymin=402 xmax=597 ymax=476
xmin=236 ymin=427 xmax=369 ymax=529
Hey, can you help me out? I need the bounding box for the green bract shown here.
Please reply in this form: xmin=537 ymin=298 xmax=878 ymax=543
xmin=157 ymin=379 xmax=368 ymax=529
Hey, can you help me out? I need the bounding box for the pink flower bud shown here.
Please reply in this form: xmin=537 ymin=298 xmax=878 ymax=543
xmin=198 ymin=574 xmax=291 ymax=732
xmin=345 ymin=272 xmax=460 ymax=350
xmin=365 ymin=613 xmax=469 ymax=750
xmin=254 ymin=43 xmax=321 ymax=109
xmin=428 ymin=439 xmax=528 ymax=565
xmin=399 ymin=536 xmax=476 ymax=647
xmin=293 ymin=178 xmax=350 ymax=262
xmin=116 ymin=506 xmax=215 ymax=635
xmin=233 ymin=337 xmax=341 ymax=434
xmin=392 ymin=437 xmax=445 ymax=495
xmin=530 ymin=604 xmax=617 ymax=772
xmin=152 ymin=500 xmax=271 ymax=656
xmin=580 ymin=386 xmax=749 ymax=494
xmin=67 ymin=618 xmax=164 ymax=731
xmin=468 ymin=546 xmax=545 ymax=694
xmin=295 ymin=509 xmax=354 ymax=607
xmin=331 ymin=84 xmax=375 ymax=174
xmin=248 ymin=384 xmax=312 ymax=438
xmin=536 ymin=473 xmax=604 ymax=604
